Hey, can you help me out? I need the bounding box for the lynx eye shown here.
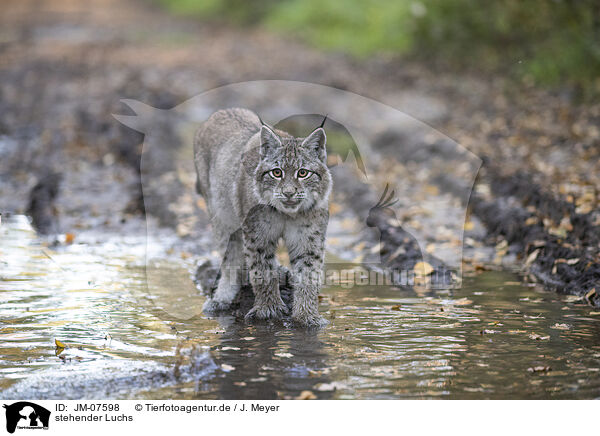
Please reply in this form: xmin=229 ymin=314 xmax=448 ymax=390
xmin=269 ymin=168 xmax=283 ymax=179
xmin=296 ymin=168 xmax=311 ymax=179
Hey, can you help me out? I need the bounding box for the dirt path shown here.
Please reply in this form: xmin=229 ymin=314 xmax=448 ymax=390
xmin=1 ymin=0 xmax=598 ymax=301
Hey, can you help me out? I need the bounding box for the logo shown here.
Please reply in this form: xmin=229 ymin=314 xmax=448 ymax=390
xmin=3 ymin=402 xmax=50 ymax=434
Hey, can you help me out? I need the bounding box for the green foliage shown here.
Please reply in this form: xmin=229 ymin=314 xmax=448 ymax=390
xmin=154 ymin=0 xmax=600 ymax=91
xmin=408 ymin=0 xmax=600 ymax=88
xmin=265 ymin=0 xmax=415 ymax=56
xmin=154 ymin=0 xmax=280 ymax=24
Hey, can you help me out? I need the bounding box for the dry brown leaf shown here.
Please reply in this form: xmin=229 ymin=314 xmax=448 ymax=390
xmin=524 ymin=216 xmax=538 ymax=226
xmin=525 ymin=249 xmax=541 ymax=267
xmin=296 ymin=390 xmax=317 ymax=400
xmin=452 ymin=298 xmax=473 ymax=306
xmin=555 ymin=258 xmax=580 ymax=265
xmin=414 ymin=261 xmax=434 ymax=277
xmin=585 ymin=288 xmax=597 ymax=305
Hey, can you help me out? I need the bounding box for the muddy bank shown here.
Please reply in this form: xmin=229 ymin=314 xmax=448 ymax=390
xmin=473 ymin=166 xmax=599 ymax=305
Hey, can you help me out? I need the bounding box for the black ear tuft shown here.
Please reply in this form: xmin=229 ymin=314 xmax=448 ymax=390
xmin=318 ymin=114 xmax=328 ymax=129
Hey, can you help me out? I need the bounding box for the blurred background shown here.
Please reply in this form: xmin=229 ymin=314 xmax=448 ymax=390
xmin=1 ymin=0 xmax=598 ymax=288
xmin=1 ymin=0 xmax=600 ymax=400
xmin=157 ymin=0 xmax=600 ymax=95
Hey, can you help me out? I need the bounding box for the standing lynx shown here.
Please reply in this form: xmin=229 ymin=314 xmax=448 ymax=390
xmin=194 ymin=108 xmax=332 ymax=326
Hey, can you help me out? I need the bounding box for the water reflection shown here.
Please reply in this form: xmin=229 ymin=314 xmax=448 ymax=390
xmin=1 ymin=215 xmax=600 ymax=399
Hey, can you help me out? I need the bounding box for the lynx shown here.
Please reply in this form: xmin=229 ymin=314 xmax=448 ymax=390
xmin=194 ymin=108 xmax=332 ymax=326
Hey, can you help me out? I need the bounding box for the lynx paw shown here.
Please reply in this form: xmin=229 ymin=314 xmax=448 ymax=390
xmin=202 ymin=298 xmax=232 ymax=313
xmin=245 ymin=301 xmax=289 ymax=321
xmin=291 ymin=312 xmax=328 ymax=328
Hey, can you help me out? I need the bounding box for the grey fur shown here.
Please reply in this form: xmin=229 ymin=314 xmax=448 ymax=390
xmin=194 ymin=108 xmax=332 ymax=326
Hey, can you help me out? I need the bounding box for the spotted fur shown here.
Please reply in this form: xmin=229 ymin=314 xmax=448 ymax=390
xmin=194 ymin=108 xmax=331 ymax=326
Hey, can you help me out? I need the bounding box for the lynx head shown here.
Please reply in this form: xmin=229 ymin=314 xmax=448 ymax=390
xmin=254 ymin=119 xmax=332 ymax=215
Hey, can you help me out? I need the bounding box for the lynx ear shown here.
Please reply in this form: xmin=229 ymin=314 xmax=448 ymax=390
xmin=260 ymin=125 xmax=282 ymax=158
xmin=301 ymin=127 xmax=327 ymax=162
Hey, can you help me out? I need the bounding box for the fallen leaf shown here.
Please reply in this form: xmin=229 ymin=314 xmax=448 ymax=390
xmin=369 ymin=242 xmax=383 ymax=254
xmin=528 ymin=333 xmax=550 ymax=341
xmin=452 ymin=298 xmax=473 ymax=306
xmin=548 ymin=226 xmax=567 ymax=238
xmin=555 ymin=258 xmax=580 ymax=265
xmin=221 ymin=364 xmax=235 ymax=372
xmin=585 ymin=288 xmax=597 ymax=305
xmin=314 ymin=382 xmax=339 ymax=392
xmin=524 ymin=216 xmax=538 ymax=226
xmin=390 ymin=305 xmax=401 ymax=311
xmin=525 ymin=249 xmax=541 ymax=267
xmin=275 ymin=352 xmax=294 ymax=358
xmin=296 ymin=390 xmax=317 ymax=400
xmin=414 ymin=261 xmax=434 ymax=277
xmin=55 ymin=339 xmax=67 ymax=348
xmin=550 ymin=323 xmax=570 ymax=330
xmin=65 ymin=233 xmax=75 ymax=244
xmin=528 ymin=366 xmax=551 ymax=373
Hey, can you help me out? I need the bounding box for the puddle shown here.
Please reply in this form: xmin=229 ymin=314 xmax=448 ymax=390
xmin=1 ymin=215 xmax=600 ymax=399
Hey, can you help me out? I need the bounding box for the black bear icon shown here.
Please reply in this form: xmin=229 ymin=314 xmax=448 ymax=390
xmin=3 ymin=402 xmax=50 ymax=434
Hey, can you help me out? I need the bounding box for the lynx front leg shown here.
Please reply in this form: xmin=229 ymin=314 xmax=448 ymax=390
xmin=287 ymin=213 xmax=329 ymax=327
xmin=243 ymin=228 xmax=288 ymax=321
xmin=203 ymin=230 xmax=243 ymax=312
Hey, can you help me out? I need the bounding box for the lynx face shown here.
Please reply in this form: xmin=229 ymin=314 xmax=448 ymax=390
xmin=254 ymin=125 xmax=332 ymax=214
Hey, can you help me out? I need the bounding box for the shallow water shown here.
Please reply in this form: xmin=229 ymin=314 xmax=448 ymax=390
xmin=1 ymin=215 xmax=600 ymax=399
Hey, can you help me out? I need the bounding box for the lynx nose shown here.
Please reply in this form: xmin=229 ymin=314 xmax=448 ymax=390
xmin=282 ymin=189 xmax=296 ymax=199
